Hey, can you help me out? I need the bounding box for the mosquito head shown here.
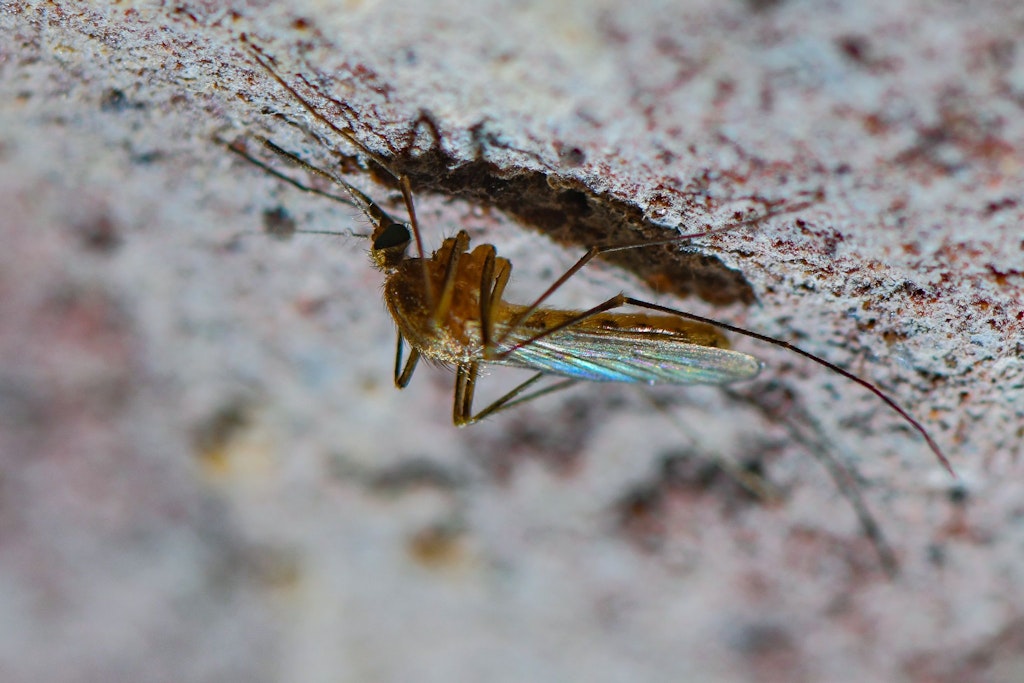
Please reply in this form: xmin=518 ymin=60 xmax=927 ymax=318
xmin=370 ymin=221 xmax=412 ymax=270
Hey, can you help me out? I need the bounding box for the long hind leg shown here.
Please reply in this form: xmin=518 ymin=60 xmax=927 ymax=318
xmin=393 ymin=334 xmax=421 ymax=388
xmin=452 ymin=362 xmax=577 ymax=426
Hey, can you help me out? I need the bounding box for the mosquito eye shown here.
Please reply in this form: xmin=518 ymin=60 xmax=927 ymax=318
xmin=374 ymin=223 xmax=410 ymax=249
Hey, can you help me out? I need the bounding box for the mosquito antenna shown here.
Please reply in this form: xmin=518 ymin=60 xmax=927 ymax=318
xmin=245 ymin=40 xmax=390 ymax=169
xmin=622 ymin=297 xmax=954 ymax=476
xmin=254 ymin=137 xmax=400 ymax=230
xmin=245 ymin=42 xmax=428 ymax=252
xmin=245 ymin=38 xmax=434 ymax=302
xmin=224 ymin=137 xmax=357 ymax=208
xmin=224 ymin=138 xmax=377 ymax=242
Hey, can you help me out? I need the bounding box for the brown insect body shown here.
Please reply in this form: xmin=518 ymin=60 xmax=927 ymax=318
xmin=382 ymin=234 xmax=733 ymax=372
xmin=381 ymin=239 xmax=493 ymax=366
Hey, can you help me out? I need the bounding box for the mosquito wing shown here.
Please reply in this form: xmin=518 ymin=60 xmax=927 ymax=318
xmin=492 ymin=325 xmax=763 ymax=385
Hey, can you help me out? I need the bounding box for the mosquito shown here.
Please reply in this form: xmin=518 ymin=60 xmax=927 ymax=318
xmin=234 ymin=42 xmax=954 ymax=481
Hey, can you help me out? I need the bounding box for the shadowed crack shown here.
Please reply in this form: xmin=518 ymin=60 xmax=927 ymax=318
xmin=385 ymin=150 xmax=759 ymax=306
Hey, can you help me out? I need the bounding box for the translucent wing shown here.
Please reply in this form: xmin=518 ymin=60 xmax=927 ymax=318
xmin=492 ymin=325 xmax=762 ymax=385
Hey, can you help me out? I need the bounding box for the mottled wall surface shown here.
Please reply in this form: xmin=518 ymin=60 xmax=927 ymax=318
xmin=2 ymin=1 xmax=1023 ymax=682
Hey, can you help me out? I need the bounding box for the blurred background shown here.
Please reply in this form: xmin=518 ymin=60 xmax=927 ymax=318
xmin=2 ymin=1 xmax=1023 ymax=681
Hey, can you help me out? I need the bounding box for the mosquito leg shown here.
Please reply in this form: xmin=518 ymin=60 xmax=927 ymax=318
xmin=794 ymin=398 xmax=900 ymax=578
xmin=453 ymin=364 xmax=577 ymax=426
xmin=453 ymin=363 xmax=477 ymax=425
xmin=494 ymin=245 xmax=601 ymax=348
xmin=492 ymin=294 xmax=630 ymax=360
xmin=493 ymin=198 xmax=820 ymax=349
xmin=639 ymin=392 xmax=783 ymax=503
xmin=493 ymin=239 xmax=705 ymax=349
xmin=251 ymin=39 xmax=426 ymax=231
xmin=472 ymin=376 xmax=578 ymax=422
xmin=393 ymin=333 xmax=421 ymax=388
xmin=397 ymin=175 xmax=429 ymax=260
xmin=489 ymin=274 xmax=950 ymax=475
xmin=474 ymin=246 xmax=508 ymax=354
xmin=723 ymin=385 xmax=899 ymax=577
xmin=455 ymin=251 xmax=580 ymax=424
xmin=262 ymin=132 xmax=437 ymax=309
xmin=619 ymin=296 xmax=953 ymax=476
xmin=471 ymin=253 xmax=513 ymax=359
xmin=431 ymin=231 xmax=470 ymax=326
xmin=489 ymin=258 xmax=512 ymax=312
xmin=818 ymin=448 xmax=899 ymax=578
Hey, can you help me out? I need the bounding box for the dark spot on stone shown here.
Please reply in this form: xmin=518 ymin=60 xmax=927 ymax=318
xmin=557 ymin=145 xmax=586 ymax=166
xmin=100 ymin=88 xmax=145 ymax=113
xmin=614 ymin=485 xmax=666 ymax=550
xmin=367 ymin=459 xmax=465 ymax=495
xmin=836 ymin=35 xmax=871 ymax=65
xmin=100 ymin=88 xmax=129 ymax=112
xmin=193 ymin=401 xmax=250 ymax=461
xmin=131 ymin=150 xmax=163 ymax=165
xmin=947 ymin=483 xmax=969 ymax=505
xmin=262 ymin=206 xmax=296 ymax=239
xmin=745 ymin=0 xmax=785 ymax=11
xmin=76 ymin=214 xmax=122 ymax=253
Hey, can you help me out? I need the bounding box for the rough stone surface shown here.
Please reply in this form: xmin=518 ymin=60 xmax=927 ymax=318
xmin=2 ymin=1 xmax=1023 ymax=682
